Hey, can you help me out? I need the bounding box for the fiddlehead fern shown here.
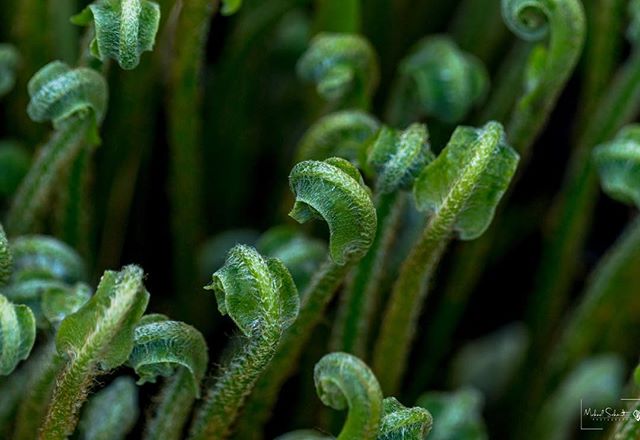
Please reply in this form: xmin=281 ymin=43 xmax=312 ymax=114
xmin=378 ymin=397 xmax=433 ymax=440
xmin=78 ymin=376 xmax=139 ymax=440
xmin=332 ymin=123 xmax=432 ymax=356
xmin=373 ymin=121 xmax=519 ymax=393
xmin=9 ymin=235 xmax=87 ymax=283
xmin=313 ymin=352 xmax=383 ymax=439
xmin=71 ymin=0 xmax=161 ymax=70
xmin=295 ymin=110 xmax=380 ymax=162
xmin=128 ymin=314 xmax=208 ymax=440
xmin=0 ymin=294 xmax=36 ymax=375
xmin=545 ymin=126 xmax=640 ymax=384
xmin=593 ymin=124 xmax=640 ymax=207
xmin=6 ymin=62 xmax=107 ymax=236
xmin=40 ymin=265 xmax=149 ymax=439
xmin=289 ymin=158 xmax=376 ymax=265
xmin=501 ymin=0 xmax=585 ymax=153
xmin=297 ymin=33 xmax=379 ymax=110
xmin=235 ymin=158 xmax=376 ymax=437
xmin=189 ymin=245 xmax=299 ymax=440
xmin=0 ymin=44 xmax=19 ymax=97
xmin=386 ymin=36 xmax=488 ymax=126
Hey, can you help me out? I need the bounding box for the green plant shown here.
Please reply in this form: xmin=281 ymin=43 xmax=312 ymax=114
xmin=3 ymin=0 xmax=640 ymax=438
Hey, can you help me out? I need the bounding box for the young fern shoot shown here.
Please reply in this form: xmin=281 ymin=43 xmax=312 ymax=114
xmin=373 ymin=121 xmax=519 ymax=394
xmin=189 ymin=245 xmax=299 ymax=440
xmin=71 ymin=0 xmax=161 ymax=70
xmin=332 ymin=123 xmax=433 ymax=357
xmin=312 ymin=352 xmax=383 ymax=439
xmin=5 ymin=62 xmax=107 ymax=236
xmin=501 ymin=0 xmax=585 ymax=154
xmin=297 ymin=33 xmax=379 ymax=111
xmin=40 ymin=265 xmax=149 ymax=440
xmin=547 ymin=125 xmax=640 ymax=384
xmin=386 ymin=36 xmax=488 ymax=126
xmin=128 ymin=314 xmax=208 ymax=440
xmin=236 ymin=157 xmax=377 ymax=437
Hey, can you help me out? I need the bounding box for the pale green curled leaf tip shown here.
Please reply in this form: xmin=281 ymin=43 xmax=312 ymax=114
xmin=0 ymin=225 xmax=11 ymax=286
xmin=205 ymin=244 xmax=299 ymax=336
xmin=289 ymin=158 xmax=377 ymax=265
xmin=414 ymin=121 xmax=519 ymax=240
xmin=73 ymin=0 xmax=161 ymax=70
xmin=314 ymin=352 xmax=383 ymax=440
xmin=128 ymin=317 xmax=208 ymax=397
xmin=296 ymin=110 xmax=380 ymax=162
xmin=397 ymin=36 xmax=488 ymax=123
xmin=297 ymin=33 xmax=379 ymax=107
xmin=501 ymin=0 xmax=551 ymax=41
xmin=378 ymin=397 xmax=432 ymax=440
xmin=0 ymin=294 xmax=36 ymax=375
xmin=56 ymin=265 xmax=149 ymax=370
xmin=221 ymin=0 xmax=243 ymax=16
xmin=257 ymin=226 xmax=326 ymax=291
xmin=417 ymin=388 xmax=488 ymax=440
xmin=593 ymin=124 xmax=640 ymax=208
xmin=0 ymin=44 xmax=19 ymax=97
xmin=78 ymin=376 xmax=139 ymax=440
xmin=27 ymin=61 xmax=108 ymax=127
xmin=366 ymin=123 xmax=433 ymax=193
xmin=10 ymin=235 xmax=87 ymax=283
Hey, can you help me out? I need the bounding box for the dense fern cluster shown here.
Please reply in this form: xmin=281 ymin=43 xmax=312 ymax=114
xmin=1 ymin=0 xmax=640 ymax=439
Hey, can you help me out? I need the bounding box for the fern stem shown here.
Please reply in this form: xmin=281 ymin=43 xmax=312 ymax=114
xmin=167 ymin=0 xmax=218 ymax=318
xmin=144 ymin=369 xmax=196 ymax=440
xmin=331 ymin=191 xmax=405 ymax=357
xmin=6 ymin=117 xmax=93 ymax=236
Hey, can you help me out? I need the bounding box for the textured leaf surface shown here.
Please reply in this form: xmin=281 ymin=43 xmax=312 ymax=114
xmin=56 ymin=265 xmax=149 ymax=370
xmin=206 ymin=244 xmax=299 ymax=336
xmin=128 ymin=317 xmax=208 ymax=396
xmin=0 ymin=294 xmax=35 ymax=375
xmin=414 ymin=121 xmax=519 ymax=240
xmin=289 ymin=158 xmax=377 ymax=264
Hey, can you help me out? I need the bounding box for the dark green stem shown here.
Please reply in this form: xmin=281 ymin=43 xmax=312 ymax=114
xmin=528 ymin=50 xmax=640 ymax=357
xmin=189 ymin=325 xmax=281 ymax=440
xmin=234 ymin=259 xmax=353 ymax=439
xmin=372 ymin=221 xmax=450 ymax=394
xmin=331 ymin=191 xmax=404 ymax=357
xmin=6 ymin=116 xmax=93 ymax=236
xmin=167 ymin=0 xmax=218 ymax=319
xmin=144 ymin=369 xmax=197 ymax=440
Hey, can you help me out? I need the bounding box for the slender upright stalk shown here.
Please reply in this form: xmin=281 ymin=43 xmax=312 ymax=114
xmin=373 ymin=122 xmax=518 ymax=394
xmin=188 ymin=245 xmax=299 ymax=440
xmin=528 ymin=50 xmax=640 ymax=356
xmin=235 ymin=158 xmax=376 ymax=439
xmin=167 ymin=0 xmax=218 ymax=321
